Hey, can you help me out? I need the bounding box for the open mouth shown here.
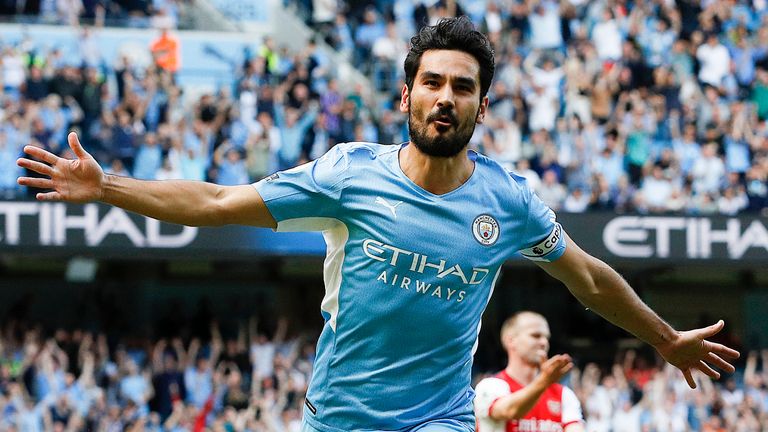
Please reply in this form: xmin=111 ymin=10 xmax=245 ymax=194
xmin=431 ymin=116 xmax=455 ymax=129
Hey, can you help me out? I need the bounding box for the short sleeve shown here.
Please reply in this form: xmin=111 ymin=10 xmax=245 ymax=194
xmin=561 ymin=386 xmax=584 ymax=426
xmin=518 ymin=190 xmax=567 ymax=262
xmin=474 ymin=377 xmax=510 ymax=419
xmin=253 ymin=145 xmax=349 ymax=232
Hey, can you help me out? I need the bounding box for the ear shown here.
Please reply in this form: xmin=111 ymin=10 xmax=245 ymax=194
xmin=475 ymin=95 xmax=489 ymax=124
xmin=501 ymin=333 xmax=515 ymax=352
xmin=399 ymin=84 xmax=410 ymax=113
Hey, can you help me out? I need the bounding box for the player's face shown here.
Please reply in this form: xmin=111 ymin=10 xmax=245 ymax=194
xmin=511 ymin=316 xmax=551 ymax=365
xmin=401 ymin=50 xmax=488 ymax=157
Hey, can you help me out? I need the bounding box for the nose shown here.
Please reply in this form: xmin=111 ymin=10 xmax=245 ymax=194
xmin=539 ymin=338 xmax=549 ymax=350
xmin=436 ymin=86 xmax=455 ymax=110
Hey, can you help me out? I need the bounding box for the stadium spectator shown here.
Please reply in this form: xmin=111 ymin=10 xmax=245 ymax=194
xmin=2 ymin=0 xmax=768 ymax=216
xmin=697 ymin=32 xmax=732 ymax=89
xmin=150 ymin=27 xmax=180 ymax=74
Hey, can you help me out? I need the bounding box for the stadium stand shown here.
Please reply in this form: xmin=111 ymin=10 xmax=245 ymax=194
xmin=1 ymin=0 xmax=767 ymax=215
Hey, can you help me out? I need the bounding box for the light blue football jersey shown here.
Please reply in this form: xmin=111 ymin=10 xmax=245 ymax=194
xmin=253 ymin=142 xmax=567 ymax=432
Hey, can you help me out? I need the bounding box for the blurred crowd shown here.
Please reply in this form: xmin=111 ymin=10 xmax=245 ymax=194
xmin=297 ymin=0 xmax=768 ymax=215
xmin=0 ymin=318 xmax=316 ymax=431
xmin=2 ymin=0 xmax=768 ymax=217
xmin=562 ymin=349 xmax=768 ymax=432
xmin=0 ymin=0 xmax=184 ymax=29
xmin=0 ymin=318 xmax=765 ymax=431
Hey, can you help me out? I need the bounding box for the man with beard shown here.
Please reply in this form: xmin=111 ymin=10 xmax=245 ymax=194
xmin=475 ymin=311 xmax=584 ymax=432
xmin=17 ymin=17 xmax=738 ymax=432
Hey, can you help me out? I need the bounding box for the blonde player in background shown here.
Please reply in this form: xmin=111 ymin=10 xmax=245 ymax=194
xmin=475 ymin=312 xmax=584 ymax=432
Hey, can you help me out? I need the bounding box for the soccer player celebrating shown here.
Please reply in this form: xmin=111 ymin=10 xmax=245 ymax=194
xmin=17 ymin=17 xmax=738 ymax=432
xmin=475 ymin=312 xmax=584 ymax=432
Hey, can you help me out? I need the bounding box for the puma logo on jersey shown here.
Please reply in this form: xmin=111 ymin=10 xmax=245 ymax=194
xmin=375 ymin=197 xmax=403 ymax=218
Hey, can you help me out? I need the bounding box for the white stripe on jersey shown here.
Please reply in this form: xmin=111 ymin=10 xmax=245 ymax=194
xmin=276 ymin=217 xmax=349 ymax=332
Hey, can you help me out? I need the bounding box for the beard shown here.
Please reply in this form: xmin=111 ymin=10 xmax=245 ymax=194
xmin=408 ymin=107 xmax=477 ymax=158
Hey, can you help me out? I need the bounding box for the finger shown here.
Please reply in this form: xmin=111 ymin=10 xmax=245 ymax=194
xmin=35 ymin=191 xmax=63 ymax=201
xmin=705 ymin=341 xmax=741 ymax=360
xmin=17 ymin=158 xmax=53 ymax=176
xmin=706 ymin=352 xmax=736 ymax=373
xmin=68 ymin=132 xmax=89 ymax=160
xmin=697 ymin=320 xmax=725 ymax=339
xmin=682 ymin=368 xmax=696 ymax=389
xmin=696 ymin=360 xmax=720 ymax=380
xmin=17 ymin=177 xmax=54 ymax=189
xmin=23 ymin=145 xmax=59 ymax=165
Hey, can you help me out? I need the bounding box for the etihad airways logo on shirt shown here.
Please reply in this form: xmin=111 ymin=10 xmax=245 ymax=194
xmin=362 ymin=239 xmax=490 ymax=285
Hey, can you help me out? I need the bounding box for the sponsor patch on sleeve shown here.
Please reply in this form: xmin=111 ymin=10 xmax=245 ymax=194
xmin=520 ymin=223 xmax=564 ymax=261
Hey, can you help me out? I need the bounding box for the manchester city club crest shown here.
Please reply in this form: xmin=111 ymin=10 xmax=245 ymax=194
xmin=472 ymin=214 xmax=499 ymax=246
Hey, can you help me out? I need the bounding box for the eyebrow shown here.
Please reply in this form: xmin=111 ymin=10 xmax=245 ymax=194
xmin=419 ymin=71 xmax=477 ymax=89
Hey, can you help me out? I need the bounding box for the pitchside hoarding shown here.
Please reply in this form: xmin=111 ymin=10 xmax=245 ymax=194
xmin=0 ymin=201 xmax=766 ymax=263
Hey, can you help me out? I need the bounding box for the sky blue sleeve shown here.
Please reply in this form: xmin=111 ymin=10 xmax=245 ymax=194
xmin=518 ymin=189 xmax=567 ymax=262
xmin=252 ymin=145 xmax=349 ymax=232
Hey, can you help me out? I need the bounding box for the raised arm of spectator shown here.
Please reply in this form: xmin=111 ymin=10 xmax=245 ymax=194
xmin=152 ymin=339 xmax=167 ymax=373
xmin=760 ymin=350 xmax=768 ymax=384
xmin=96 ymin=333 xmax=109 ymax=368
xmin=249 ymin=315 xmax=259 ymax=344
xmin=39 ymin=341 xmax=61 ymax=386
xmin=187 ymin=338 xmax=201 ymax=370
xmin=17 ymin=132 xmax=277 ymax=228
xmin=64 ymin=96 xmax=84 ymax=125
xmin=580 ymin=362 xmax=600 ymax=397
xmin=274 ymin=317 xmax=288 ymax=344
xmin=212 ymin=140 xmax=231 ymax=167
xmin=172 ymin=337 xmax=187 ymax=371
xmin=537 ymin=234 xmax=739 ymax=389
xmin=50 ymin=338 xmax=69 ymax=372
xmin=143 ymin=368 xmax=155 ymax=404
xmin=237 ymin=321 xmax=248 ymax=353
xmin=77 ymin=332 xmax=93 ymax=367
xmin=522 ymin=49 xmax=541 ymax=77
xmin=77 ymin=351 xmax=96 ymax=389
xmin=745 ymin=351 xmax=758 ymax=388
xmin=611 ymin=362 xmax=628 ymax=391
xmin=210 ymin=322 xmax=223 ymax=366
xmin=297 ymin=101 xmax=320 ymax=132
xmin=273 ymin=83 xmax=290 ymax=127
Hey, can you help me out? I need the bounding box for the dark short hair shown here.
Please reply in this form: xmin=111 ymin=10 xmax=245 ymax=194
xmin=404 ymin=16 xmax=495 ymax=100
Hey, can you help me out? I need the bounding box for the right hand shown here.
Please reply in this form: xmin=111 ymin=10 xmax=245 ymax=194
xmin=539 ymin=354 xmax=574 ymax=385
xmin=17 ymin=132 xmax=106 ymax=203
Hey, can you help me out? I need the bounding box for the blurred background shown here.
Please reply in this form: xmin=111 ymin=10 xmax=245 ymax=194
xmin=0 ymin=0 xmax=767 ymax=430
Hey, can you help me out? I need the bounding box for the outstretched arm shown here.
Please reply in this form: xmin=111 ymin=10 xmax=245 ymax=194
xmin=536 ymin=233 xmax=740 ymax=388
xmin=17 ymin=132 xmax=276 ymax=228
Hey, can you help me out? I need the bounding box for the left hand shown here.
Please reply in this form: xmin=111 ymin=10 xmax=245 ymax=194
xmin=654 ymin=320 xmax=740 ymax=388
